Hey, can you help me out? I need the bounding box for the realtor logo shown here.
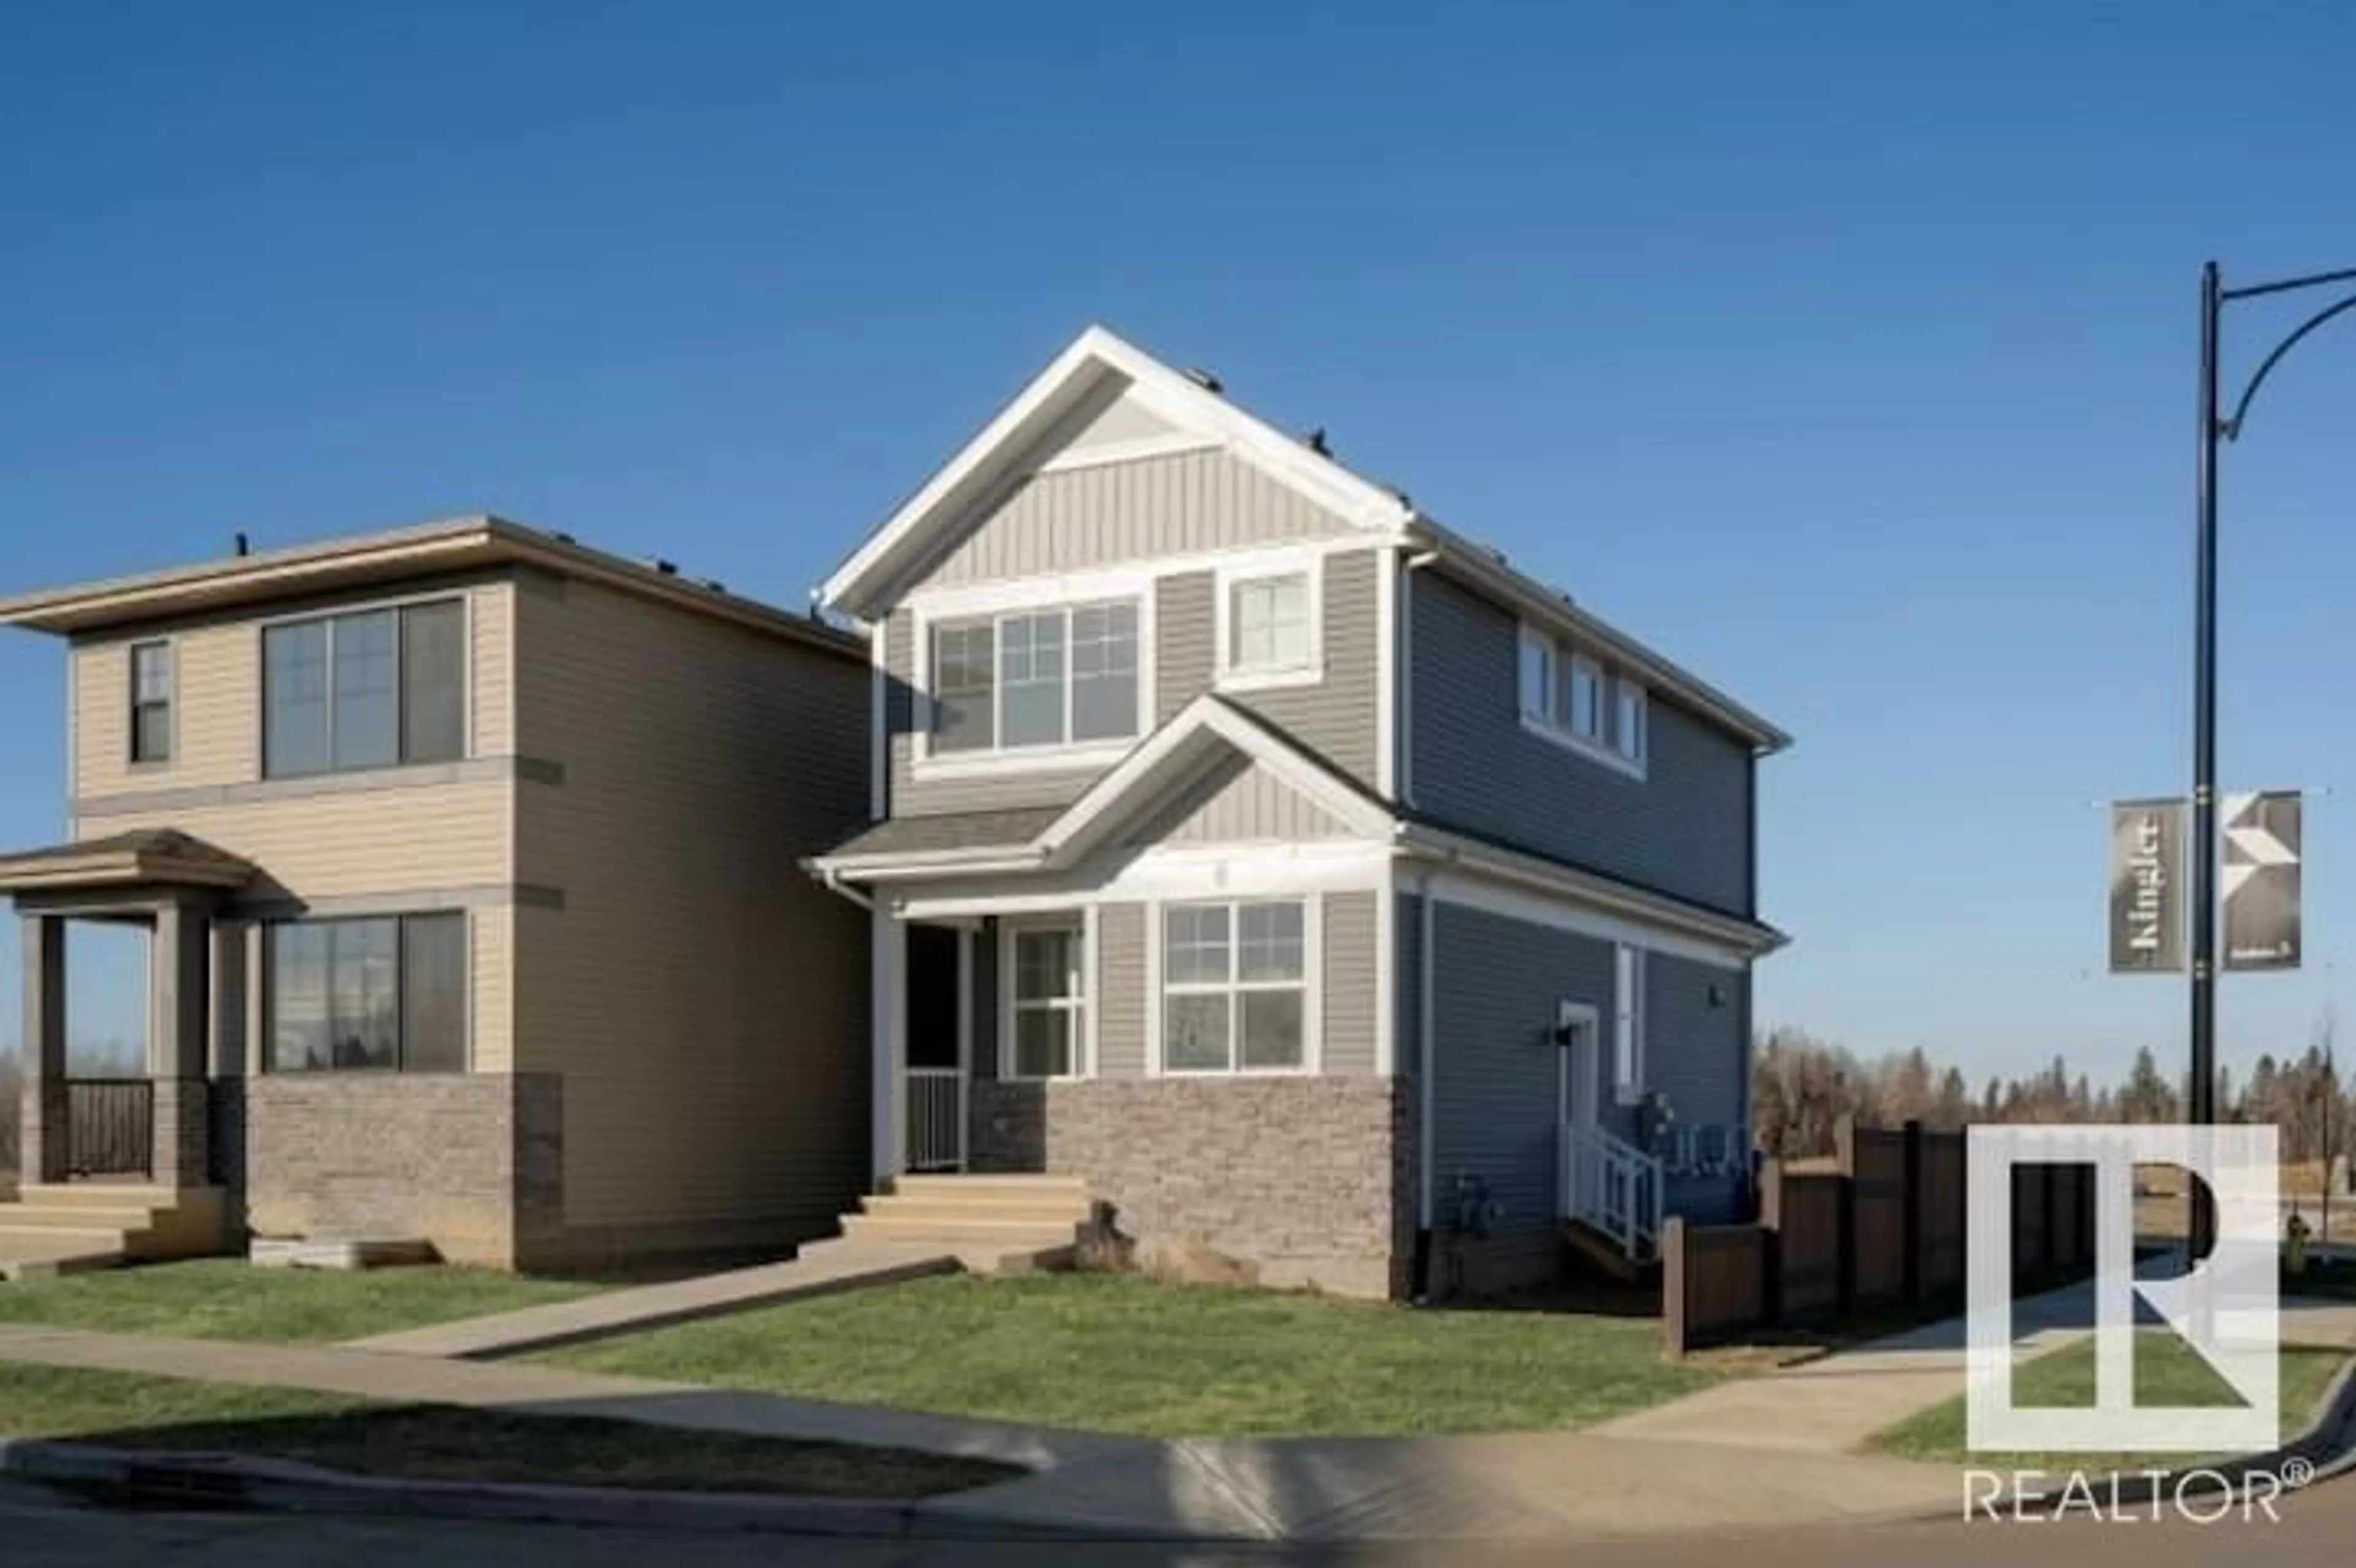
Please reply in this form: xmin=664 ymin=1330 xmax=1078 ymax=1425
xmin=1966 ymin=1126 xmax=2279 ymax=1453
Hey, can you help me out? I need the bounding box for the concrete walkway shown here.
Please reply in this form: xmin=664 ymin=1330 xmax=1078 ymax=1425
xmin=346 ymin=1243 xmax=961 ymax=1358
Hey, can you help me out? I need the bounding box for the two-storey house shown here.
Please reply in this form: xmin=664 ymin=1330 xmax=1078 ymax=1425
xmin=813 ymin=326 xmax=1790 ymax=1299
xmin=0 ymin=520 xmax=869 ymax=1275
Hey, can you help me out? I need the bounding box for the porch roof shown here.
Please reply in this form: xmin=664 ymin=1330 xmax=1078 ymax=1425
xmin=822 ymin=807 xmax=1064 ymax=863
xmin=0 ymin=829 xmax=257 ymax=894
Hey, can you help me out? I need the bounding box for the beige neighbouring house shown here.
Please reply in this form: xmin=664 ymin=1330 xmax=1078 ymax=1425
xmin=0 ymin=519 xmax=871 ymax=1277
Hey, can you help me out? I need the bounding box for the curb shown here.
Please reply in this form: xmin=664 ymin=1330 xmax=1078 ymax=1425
xmin=0 ymin=1439 xmax=1228 ymax=1543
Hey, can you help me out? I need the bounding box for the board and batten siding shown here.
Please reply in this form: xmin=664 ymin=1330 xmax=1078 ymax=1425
xmin=1126 ymin=755 xmax=1347 ymax=847
xmin=69 ymin=577 xmax=515 ymax=804
xmin=510 ymin=575 xmax=871 ymax=1256
xmin=920 ymin=446 xmax=1357 ymax=588
xmin=1407 ymin=568 xmax=1753 ymax=916
xmin=887 ymin=546 xmax=1384 ymax=818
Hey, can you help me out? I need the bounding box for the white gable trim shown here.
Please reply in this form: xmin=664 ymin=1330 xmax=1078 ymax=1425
xmin=822 ymin=325 xmax=1413 ymax=617
xmin=1037 ymin=694 xmax=1395 ymax=868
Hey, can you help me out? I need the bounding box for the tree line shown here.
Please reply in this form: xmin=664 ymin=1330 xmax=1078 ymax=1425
xmin=1753 ymin=1021 xmax=2356 ymax=1167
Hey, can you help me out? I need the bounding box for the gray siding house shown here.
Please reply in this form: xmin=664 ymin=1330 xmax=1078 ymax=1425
xmin=814 ymin=326 xmax=1788 ymax=1298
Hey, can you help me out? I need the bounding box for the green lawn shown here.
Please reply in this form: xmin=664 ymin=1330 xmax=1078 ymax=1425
xmin=0 ymin=1363 xmax=1014 ymax=1499
xmin=0 ymin=1259 xmax=596 ymax=1343
xmin=1873 ymin=1329 xmax=2350 ymax=1471
xmin=545 ymin=1272 xmax=1727 ymax=1437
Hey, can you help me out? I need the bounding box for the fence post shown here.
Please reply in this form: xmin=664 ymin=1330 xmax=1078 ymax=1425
xmin=1834 ymin=1114 xmax=1858 ymax=1315
xmin=1759 ymin=1157 xmax=1785 ymax=1327
xmin=1901 ymin=1118 xmax=1924 ymax=1305
xmin=1661 ymin=1216 xmax=1690 ymax=1357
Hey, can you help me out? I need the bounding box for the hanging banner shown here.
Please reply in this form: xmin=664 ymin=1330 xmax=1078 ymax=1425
xmin=2109 ymin=798 xmax=2187 ymax=974
xmin=2223 ymin=791 xmax=2302 ymax=971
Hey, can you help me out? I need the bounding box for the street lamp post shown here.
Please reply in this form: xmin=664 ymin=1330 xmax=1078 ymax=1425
xmin=2190 ymin=259 xmax=2356 ymax=1262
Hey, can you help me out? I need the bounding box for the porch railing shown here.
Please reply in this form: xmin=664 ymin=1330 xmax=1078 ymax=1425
xmin=906 ymin=1067 xmax=964 ymax=1172
xmin=64 ymin=1078 xmax=153 ymax=1180
xmin=1561 ymin=1123 xmax=1663 ymax=1261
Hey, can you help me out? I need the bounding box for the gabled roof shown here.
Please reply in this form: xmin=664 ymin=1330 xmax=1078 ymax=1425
xmin=0 ymin=829 xmax=256 ymax=893
xmin=0 ymin=514 xmax=864 ymax=662
xmin=818 ymin=324 xmax=1788 ymax=753
xmin=819 ymin=325 xmax=1413 ymax=619
xmin=808 ymin=696 xmax=1391 ymax=882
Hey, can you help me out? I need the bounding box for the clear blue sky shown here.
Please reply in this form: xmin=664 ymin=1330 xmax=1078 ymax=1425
xmin=6 ymin=1 xmax=2356 ymax=1086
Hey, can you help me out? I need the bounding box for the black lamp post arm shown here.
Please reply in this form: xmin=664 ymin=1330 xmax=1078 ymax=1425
xmin=2222 ymin=290 xmax=2356 ymax=440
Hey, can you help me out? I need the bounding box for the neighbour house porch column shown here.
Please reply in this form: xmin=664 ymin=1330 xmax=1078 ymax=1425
xmin=871 ymin=905 xmax=906 ymax=1183
xmin=18 ymin=914 xmax=67 ymax=1185
xmin=147 ymin=897 xmax=211 ymax=1189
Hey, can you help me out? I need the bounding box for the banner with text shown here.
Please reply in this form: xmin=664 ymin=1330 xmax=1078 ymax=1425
xmin=2109 ymin=798 xmax=2185 ymax=974
xmin=2223 ymin=790 xmax=2303 ymax=972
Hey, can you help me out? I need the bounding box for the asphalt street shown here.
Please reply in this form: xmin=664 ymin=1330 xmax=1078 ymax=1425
xmin=6 ymin=1468 xmax=2356 ymax=1568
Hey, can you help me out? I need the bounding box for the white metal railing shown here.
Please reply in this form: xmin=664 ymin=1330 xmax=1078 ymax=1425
xmin=906 ymin=1067 xmax=964 ymax=1172
xmin=1561 ymin=1123 xmax=1665 ymax=1261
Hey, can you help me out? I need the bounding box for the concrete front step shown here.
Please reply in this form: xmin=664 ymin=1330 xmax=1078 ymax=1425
xmin=15 ymin=1183 xmax=185 ymax=1209
xmin=0 ymin=1204 xmax=160 ymax=1232
xmin=860 ymin=1193 xmax=1093 ymax=1223
xmin=885 ymin=1174 xmax=1089 ymax=1199
xmin=840 ymin=1212 xmax=1079 ymax=1247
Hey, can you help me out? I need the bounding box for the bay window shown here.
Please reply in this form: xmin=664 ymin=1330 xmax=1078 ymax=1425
xmin=930 ymin=599 xmax=1139 ymax=756
xmin=1161 ymin=899 xmax=1309 ymax=1074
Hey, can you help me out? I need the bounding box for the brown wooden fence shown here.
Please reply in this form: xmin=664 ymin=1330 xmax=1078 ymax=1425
xmin=1664 ymin=1116 xmax=2095 ymax=1355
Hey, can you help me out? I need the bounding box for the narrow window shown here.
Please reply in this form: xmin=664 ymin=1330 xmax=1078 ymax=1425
xmin=128 ymin=641 xmax=172 ymax=764
xmin=1517 ymin=627 xmax=1552 ymax=720
xmin=1008 ymin=924 xmax=1085 ymax=1078
xmin=1070 ymin=601 xmax=1139 ymax=740
xmin=1614 ymin=945 xmax=1646 ymax=1101
xmin=1561 ymin=653 xmax=1603 ymax=742
xmin=998 ymin=610 xmax=1066 ymax=748
xmin=1614 ymin=679 xmax=1648 ymax=765
xmin=930 ymin=620 xmax=996 ymax=753
xmin=400 ymin=601 xmax=466 ymax=764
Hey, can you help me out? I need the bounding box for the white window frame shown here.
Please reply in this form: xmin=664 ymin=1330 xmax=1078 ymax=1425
xmin=998 ymin=917 xmax=1091 ymax=1082
xmin=909 ymin=575 xmax=1154 ymax=782
xmin=1612 ymin=677 xmax=1649 ymax=767
xmin=1215 ymin=557 xmax=1323 ymax=691
xmin=1516 ymin=621 xmax=1647 ymax=780
xmin=1613 ymin=943 xmax=1646 ymax=1105
xmin=1151 ymin=896 xmax=1321 ymax=1077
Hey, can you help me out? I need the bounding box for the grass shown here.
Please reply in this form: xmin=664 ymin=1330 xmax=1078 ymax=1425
xmin=0 ymin=1363 xmax=1015 ymax=1498
xmin=1871 ymin=1329 xmax=2350 ymax=1472
xmin=0 ymin=1259 xmax=597 ymax=1343
xmin=546 ymin=1272 xmax=1730 ymax=1438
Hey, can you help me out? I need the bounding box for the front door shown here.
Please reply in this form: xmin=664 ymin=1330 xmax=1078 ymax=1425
xmin=904 ymin=924 xmax=966 ymax=1171
xmin=1556 ymin=1005 xmax=1600 ymax=1219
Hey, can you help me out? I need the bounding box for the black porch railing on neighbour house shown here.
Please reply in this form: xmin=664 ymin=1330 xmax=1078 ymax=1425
xmin=63 ymin=1078 xmax=153 ymax=1180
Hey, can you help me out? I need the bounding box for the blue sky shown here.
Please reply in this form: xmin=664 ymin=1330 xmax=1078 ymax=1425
xmin=5 ymin=1 xmax=2356 ymax=1085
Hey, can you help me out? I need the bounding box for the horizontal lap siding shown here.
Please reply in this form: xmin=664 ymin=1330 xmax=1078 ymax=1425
xmin=71 ymin=578 xmax=515 ymax=802
xmin=513 ymin=579 xmax=870 ymax=1250
xmin=1231 ymin=550 xmax=1380 ymax=785
xmin=924 ymin=447 xmax=1354 ymax=586
xmin=1322 ymin=891 xmax=1377 ymax=1075
xmin=1646 ymin=951 xmax=1748 ymax=1223
xmin=1431 ymin=901 xmax=1617 ymax=1259
xmin=1096 ymin=902 xmax=1147 ymax=1078
xmin=1409 ymin=569 xmax=1751 ymax=915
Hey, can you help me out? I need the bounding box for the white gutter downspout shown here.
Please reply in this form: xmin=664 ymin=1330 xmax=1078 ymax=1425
xmin=814 ymin=864 xmax=876 ymax=913
xmin=1417 ymin=863 xmax=1439 ymax=1245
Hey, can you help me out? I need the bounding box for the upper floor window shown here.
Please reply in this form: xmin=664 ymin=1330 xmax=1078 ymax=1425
xmin=1517 ymin=622 xmax=1648 ymax=777
xmin=267 ymin=912 xmax=467 ymax=1073
xmin=1161 ymin=899 xmax=1310 ymax=1074
xmin=128 ymin=640 xmax=172 ymax=764
xmin=263 ymin=601 xmax=463 ymax=778
xmin=930 ymin=599 xmax=1139 ymax=756
xmin=1220 ymin=567 xmax=1316 ymax=684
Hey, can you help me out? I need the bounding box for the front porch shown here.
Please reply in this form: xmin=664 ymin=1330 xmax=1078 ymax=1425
xmin=0 ymin=829 xmax=253 ymax=1275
